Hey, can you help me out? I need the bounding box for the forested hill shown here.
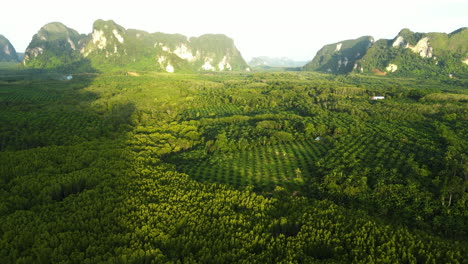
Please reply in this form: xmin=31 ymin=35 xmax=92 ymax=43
xmin=0 ymin=35 xmax=19 ymax=63
xmin=303 ymin=36 xmax=373 ymax=74
xmin=304 ymin=28 xmax=468 ymax=77
xmin=23 ymin=22 xmax=89 ymax=72
xmin=23 ymin=19 xmax=250 ymax=73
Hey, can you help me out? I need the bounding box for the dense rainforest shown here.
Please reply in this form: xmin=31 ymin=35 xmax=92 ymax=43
xmin=0 ymin=68 xmax=467 ymax=263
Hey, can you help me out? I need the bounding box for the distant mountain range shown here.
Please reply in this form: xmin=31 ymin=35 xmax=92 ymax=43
xmin=20 ymin=20 xmax=250 ymax=73
xmin=304 ymin=28 xmax=468 ymax=77
xmin=248 ymin=57 xmax=308 ymax=68
xmin=1 ymin=24 xmax=467 ymax=77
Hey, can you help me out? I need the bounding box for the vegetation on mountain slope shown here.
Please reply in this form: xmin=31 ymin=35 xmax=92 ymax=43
xmin=23 ymin=20 xmax=249 ymax=73
xmin=303 ymin=36 xmax=373 ymax=74
xmin=305 ymin=28 xmax=468 ymax=78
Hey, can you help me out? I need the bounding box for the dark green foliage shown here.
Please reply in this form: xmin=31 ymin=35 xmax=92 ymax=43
xmin=0 ymin=70 xmax=467 ymax=263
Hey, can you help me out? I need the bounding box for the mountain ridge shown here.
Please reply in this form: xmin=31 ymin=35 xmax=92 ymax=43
xmin=303 ymin=36 xmax=373 ymax=74
xmin=23 ymin=19 xmax=250 ymax=73
xmin=304 ymin=28 xmax=468 ymax=77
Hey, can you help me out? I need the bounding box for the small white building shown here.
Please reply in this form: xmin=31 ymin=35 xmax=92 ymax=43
xmin=370 ymin=96 xmax=385 ymax=100
xmin=66 ymin=75 xmax=73 ymax=80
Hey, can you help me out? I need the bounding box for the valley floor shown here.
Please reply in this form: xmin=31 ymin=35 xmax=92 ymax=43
xmin=0 ymin=70 xmax=467 ymax=263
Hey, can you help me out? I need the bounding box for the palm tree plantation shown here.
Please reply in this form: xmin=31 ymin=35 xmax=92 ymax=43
xmin=0 ymin=67 xmax=466 ymax=263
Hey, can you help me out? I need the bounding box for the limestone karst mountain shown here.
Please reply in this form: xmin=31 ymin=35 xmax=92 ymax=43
xmin=304 ymin=28 xmax=468 ymax=77
xmin=303 ymin=36 xmax=373 ymax=74
xmin=23 ymin=20 xmax=249 ymax=73
xmin=0 ymin=35 xmax=19 ymax=63
xmin=23 ymin=22 xmax=89 ymax=71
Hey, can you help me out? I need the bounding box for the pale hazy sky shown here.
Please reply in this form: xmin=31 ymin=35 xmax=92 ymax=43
xmin=2 ymin=0 xmax=467 ymax=61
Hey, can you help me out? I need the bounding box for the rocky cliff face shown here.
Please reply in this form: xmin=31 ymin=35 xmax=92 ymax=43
xmin=23 ymin=22 xmax=88 ymax=70
xmin=24 ymin=20 xmax=249 ymax=73
xmin=357 ymin=28 xmax=467 ymax=76
xmin=0 ymin=35 xmax=19 ymax=62
xmin=303 ymin=36 xmax=373 ymax=74
xmin=305 ymin=28 xmax=468 ymax=77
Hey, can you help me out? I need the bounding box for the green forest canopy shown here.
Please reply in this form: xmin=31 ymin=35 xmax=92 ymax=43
xmin=0 ymin=69 xmax=467 ymax=263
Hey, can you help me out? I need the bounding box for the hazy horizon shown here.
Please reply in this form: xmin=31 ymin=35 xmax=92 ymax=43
xmin=2 ymin=0 xmax=466 ymax=61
